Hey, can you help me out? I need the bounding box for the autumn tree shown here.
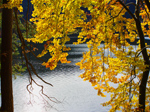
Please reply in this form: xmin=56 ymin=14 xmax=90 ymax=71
xmin=1 ymin=0 xmax=57 ymax=111
xmin=27 ymin=0 xmax=150 ymax=111
xmin=1 ymin=0 xmax=150 ymax=111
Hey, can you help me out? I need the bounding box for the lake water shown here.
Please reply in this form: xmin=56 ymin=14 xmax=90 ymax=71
xmin=10 ymin=43 xmax=113 ymax=112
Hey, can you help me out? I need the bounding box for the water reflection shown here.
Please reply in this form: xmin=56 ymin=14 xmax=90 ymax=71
xmin=12 ymin=44 xmax=111 ymax=112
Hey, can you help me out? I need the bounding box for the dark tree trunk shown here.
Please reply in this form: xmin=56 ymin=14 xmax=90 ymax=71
xmin=136 ymin=19 xmax=149 ymax=111
xmin=138 ymin=1 xmax=150 ymax=111
xmin=134 ymin=1 xmax=150 ymax=111
xmin=1 ymin=0 xmax=13 ymax=111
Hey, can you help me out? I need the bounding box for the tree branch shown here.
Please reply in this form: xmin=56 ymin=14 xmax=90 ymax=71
xmin=117 ymin=0 xmax=137 ymax=20
xmin=14 ymin=8 xmax=53 ymax=86
xmin=144 ymin=0 xmax=150 ymax=11
xmin=13 ymin=8 xmax=61 ymax=107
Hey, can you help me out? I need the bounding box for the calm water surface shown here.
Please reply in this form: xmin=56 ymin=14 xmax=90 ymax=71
xmin=9 ymin=44 xmax=112 ymax=112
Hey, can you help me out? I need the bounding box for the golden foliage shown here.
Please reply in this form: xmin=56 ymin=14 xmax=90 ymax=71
xmin=3 ymin=0 xmax=150 ymax=111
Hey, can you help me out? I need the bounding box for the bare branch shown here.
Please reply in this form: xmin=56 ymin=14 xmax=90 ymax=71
xmin=28 ymin=61 xmax=53 ymax=86
xmin=126 ymin=2 xmax=136 ymax=6
xmin=13 ymin=8 xmax=60 ymax=108
xmin=106 ymin=7 xmax=124 ymax=22
xmin=136 ymin=45 xmax=150 ymax=57
xmin=106 ymin=1 xmax=136 ymax=22
xmin=117 ymin=0 xmax=137 ymax=21
xmin=14 ymin=8 xmax=53 ymax=86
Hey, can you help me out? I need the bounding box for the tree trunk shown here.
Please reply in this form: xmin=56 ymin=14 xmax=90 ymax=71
xmin=136 ymin=16 xmax=149 ymax=112
xmin=1 ymin=0 xmax=13 ymax=111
